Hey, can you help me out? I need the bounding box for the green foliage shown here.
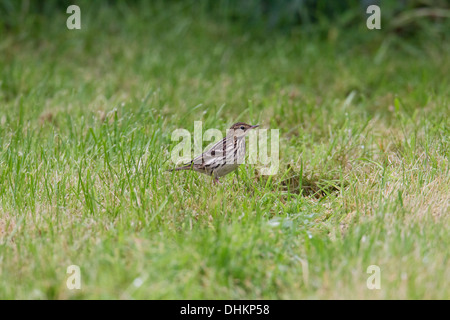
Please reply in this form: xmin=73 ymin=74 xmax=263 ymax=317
xmin=0 ymin=1 xmax=448 ymax=299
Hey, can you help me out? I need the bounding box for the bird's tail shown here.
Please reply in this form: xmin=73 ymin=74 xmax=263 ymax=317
xmin=167 ymin=164 xmax=192 ymax=172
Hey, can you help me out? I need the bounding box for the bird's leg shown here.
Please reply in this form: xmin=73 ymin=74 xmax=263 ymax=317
xmin=213 ymin=177 xmax=221 ymax=185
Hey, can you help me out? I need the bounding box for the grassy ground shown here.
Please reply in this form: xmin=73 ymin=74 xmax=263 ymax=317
xmin=0 ymin=2 xmax=449 ymax=299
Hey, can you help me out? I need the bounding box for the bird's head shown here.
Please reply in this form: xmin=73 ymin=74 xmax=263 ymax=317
xmin=228 ymin=122 xmax=259 ymax=137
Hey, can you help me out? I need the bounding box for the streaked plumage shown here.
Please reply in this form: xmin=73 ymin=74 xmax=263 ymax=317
xmin=169 ymin=122 xmax=259 ymax=183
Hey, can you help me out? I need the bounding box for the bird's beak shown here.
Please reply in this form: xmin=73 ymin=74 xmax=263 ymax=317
xmin=251 ymin=124 xmax=259 ymax=129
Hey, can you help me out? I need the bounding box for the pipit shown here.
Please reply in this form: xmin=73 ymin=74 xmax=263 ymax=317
xmin=169 ymin=122 xmax=259 ymax=183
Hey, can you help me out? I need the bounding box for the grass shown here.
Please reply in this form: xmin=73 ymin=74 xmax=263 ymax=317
xmin=0 ymin=1 xmax=449 ymax=299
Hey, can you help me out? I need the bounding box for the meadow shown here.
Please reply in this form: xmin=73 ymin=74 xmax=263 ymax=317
xmin=0 ymin=1 xmax=448 ymax=299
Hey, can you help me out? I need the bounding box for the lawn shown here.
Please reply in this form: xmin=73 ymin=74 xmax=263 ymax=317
xmin=0 ymin=1 xmax=449 ymax=299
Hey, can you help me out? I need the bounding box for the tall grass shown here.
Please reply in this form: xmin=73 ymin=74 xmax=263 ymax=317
xmin=0 ymin=1 xmax=448 ymax=299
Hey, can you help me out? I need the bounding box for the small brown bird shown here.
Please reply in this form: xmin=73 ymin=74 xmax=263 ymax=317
xmin=169 ymin=122 xmax=259 ymax=183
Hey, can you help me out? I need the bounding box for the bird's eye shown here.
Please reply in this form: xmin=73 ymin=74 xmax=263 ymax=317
xmin=240 ymin=126 xmax=245 ymax=130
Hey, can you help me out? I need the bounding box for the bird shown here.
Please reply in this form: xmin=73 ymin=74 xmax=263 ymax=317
xmin=169 ymin=122 xmax=259 ymax=184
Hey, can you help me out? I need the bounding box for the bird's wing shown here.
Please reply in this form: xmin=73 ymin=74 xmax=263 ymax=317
xmin=190 ymin=136 xmax=237 ymax=167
